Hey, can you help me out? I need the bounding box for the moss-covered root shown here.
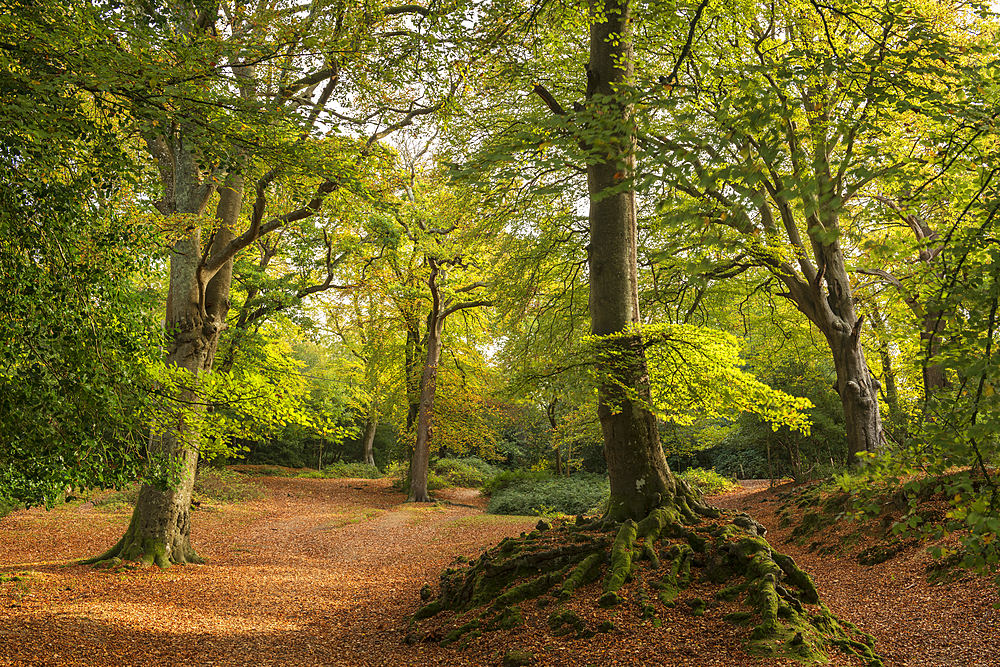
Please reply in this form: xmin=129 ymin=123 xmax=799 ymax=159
xmin=416 ymin=531 xmax=610 ymax=621
xmin=598 ymin=520 xmax=637 ymax=607
xmin=713 ymin=530 xmax=881 ymax=666
xmin=81 ymin=513 xmax=203 ymax=568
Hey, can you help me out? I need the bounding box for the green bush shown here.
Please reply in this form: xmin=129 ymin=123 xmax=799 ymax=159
xmin=435 ymin=457 xmax=501 ymax=488
xmin=486 ymin=472 xmax=609 ymax=516
xmin=93 ymin=484 xmax=139 ymax=510
xmin=482 ymin=469 xmax=552 ymax=495
xmin=390 ymin=457 xmax=499 ymax=494
xmin=299 ymin=461 xmax=383 ymax=479
xmin=677 ymin=467 xmax=739 ymax=495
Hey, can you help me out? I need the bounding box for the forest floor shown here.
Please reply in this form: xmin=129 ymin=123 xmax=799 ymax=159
xmin=0 ymin=474 xmax=997 ymax=666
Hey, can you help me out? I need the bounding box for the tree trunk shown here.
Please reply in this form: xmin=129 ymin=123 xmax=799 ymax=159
xmin=586 ymin=0 xmax=692 ymax=523
xmin=547 ymin=398 xmax=562 ymax=476
xmin=90 ymin=152 xmax=240 ymax=566
xmin=921 ymin=312 xmax=948 ymax=397
xmin=409 ymin=311 xmax=443 ymax=502
xmin=404 ymin=311 xmax=423 ymax=431
xmin=827 ymin=324 xmax=883 ymax=465
xmin=362 ymin=409 xmax=378 ymax=467
xmin=409 ymin=261 xmax=445 ymax=503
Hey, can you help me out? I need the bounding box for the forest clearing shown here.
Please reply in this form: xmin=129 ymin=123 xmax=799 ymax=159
xmin=1 ymin=473 xmax=997 ymax=666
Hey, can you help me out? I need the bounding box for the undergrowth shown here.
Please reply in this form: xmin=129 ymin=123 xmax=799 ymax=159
xmin=93 ymin=467 xmax=261 ymax=510
xmin=678 ymin=467 xmax=739 ymax=495
xmin=0 ymin=496 xmax=21 ymax=519
xmin=299 ymin=461 xmax=383 ymax=479
xmin=486 ymin=472 xmax=609 ymax=517
xmin=776 ymin=468 xmax=998 ymax=584
xmin=392 ymin=457 xmax=501 ymax=494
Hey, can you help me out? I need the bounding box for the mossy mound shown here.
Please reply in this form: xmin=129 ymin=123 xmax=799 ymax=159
xmin=411 ymin=508 xmax=882 ymax=665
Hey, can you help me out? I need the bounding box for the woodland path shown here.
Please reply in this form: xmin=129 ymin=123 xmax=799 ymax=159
xmin=0 ymin=476 xmax=998 ymax=666
xmin=0 ymin=476 xmax=536 ymax=666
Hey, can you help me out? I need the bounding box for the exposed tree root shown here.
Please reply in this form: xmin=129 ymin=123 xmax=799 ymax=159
xmin=80 ymin=513 xmax=203 ymax=568
xmin=412 ymin=510 xmax=883 ymax=664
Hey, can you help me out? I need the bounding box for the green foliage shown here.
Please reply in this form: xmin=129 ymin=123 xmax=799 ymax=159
xmin=434 ymin=457 xmax=502 ymax=488
xmin=677 ymin=468 xmax=738 ymax=495
xmin=482 ymin=469 xmax=553 ymax=495
xmin=590 ymin=324 xmax=813 ymax=434
xmin=0 ymin=496 xmax=21 ymax=519
xmin=0 ymin=0 xmax=159 ymax=506
xmin=299 ymin=462 xmax=383 ymax=479
xmin=93 ymin=485 xmax=139 ymax=511
xmin=486 ymin=472 xmax=609 ymax=517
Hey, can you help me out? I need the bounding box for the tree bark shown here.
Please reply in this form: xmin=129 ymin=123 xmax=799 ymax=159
xmin=408 ymin=264 xmax=445 ymax=502
xmin=91 ymin=149 xmax=241 ymax=566
xmin=362 ymin=409 xmax=378 ymax=467
xmin=586 ymin=0 xmax=691 ymax=522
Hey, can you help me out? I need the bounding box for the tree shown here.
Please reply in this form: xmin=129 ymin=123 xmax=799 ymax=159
xmin=85 ymin=0 xmax=452 ymax=566
xmin=397 ymin=174 xmax=493 ymax=502
xmin=0 ymin=0 xmax=157 ymax=505
xmin=644 ymin=0 xmax=985 ymax=463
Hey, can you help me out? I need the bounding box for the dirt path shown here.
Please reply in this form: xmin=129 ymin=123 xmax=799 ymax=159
xmin=0 ymin=477 xmax=536 ymax=666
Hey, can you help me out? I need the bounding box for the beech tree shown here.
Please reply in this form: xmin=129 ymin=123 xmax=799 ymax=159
xmin=83 ymin=0 xmax=453 ymax=566
xmin=643 ymin=0 xmax=986 ymax=463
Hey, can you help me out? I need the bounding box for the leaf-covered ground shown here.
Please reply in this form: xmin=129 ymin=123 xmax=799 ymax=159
xmin=0 ymin=475 xmax=996 ymax=666
xmin=712 ymin=481 xmax=1000 ymax=667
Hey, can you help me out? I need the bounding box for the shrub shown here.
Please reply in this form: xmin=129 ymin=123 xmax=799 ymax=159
xmin=388 ymin=462 xmax=449 ymax=494
xmin=486 ymin=473 xmax=609 ymax=517
xmin=299 ymin=461 xmax=383 ymax=479
xmin=677 ymin=467 xmax=738 ymax=495
xmin=93 ymin=484 xmax=139 ymax=510
xmin=482 ymin=469 xmax=551 ymax=495
xmin=435 ymin=457 xmax=501 ymax=488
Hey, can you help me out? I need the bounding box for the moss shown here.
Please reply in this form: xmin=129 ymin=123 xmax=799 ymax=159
xmin=636 ymin=507 xmax=682 ymax=541
xmin=548 ymin=608 xmax=586 ymax=637
xmin=598 ymin=591 xmax=621 ymax=607
xmin=491 ymin=605 xmax=524 ymax=631
xmin=773 ymin=551 xmax=819 ymax=604
xmin=686 ymin=597 xmax=707 ymax=616
xmin=413 ymin=599 xmax=444 ymax=620
xmin=492 ymin=568 xmax=567 ymax=610
xmin=724 ymin=610 xmax=755 ymax=625
xmin=559 ymin=552 xmax=604 ymax=598
xmin=652 ymin=541 xmax=694 ymax=606
xmin=602 ymin=520 xmax=637 ymax=595
xmin=441 ymin=618 xmax=482 ymax=646
xmin=715 ymin=583 xmax=746 ymax=601
xmin=790 ymin=511 xmax=825 ymax=542
xmin=502 ymin=649 xmax=535 ymax=667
